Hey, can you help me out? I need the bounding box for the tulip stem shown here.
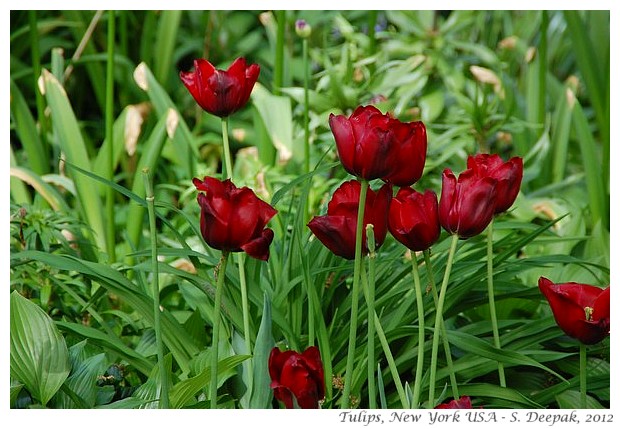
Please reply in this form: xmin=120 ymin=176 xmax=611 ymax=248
xmin=365 ymin=224 xmax=377 ymax=409
xmin=302 ymin=37 xmax=310 ymax=175
xmin=580 ymin=343 xmax=587 ymax=408
xmin=210 ymin=251 xmax=230 ymax=409
xmin=220 ymin=117 xmax=233 ymax=180
xmin=342 ymin=179 xmax=369 ymax=408
xmin=423 ymin=249 xmax=459 ymax=401
xmin=105 ymin=10 xmax=116 ymax=262
xmin=410 ymin=252 xmax=425 ymax=409
xmin=361 ymin=263 xmax=409 ymax=408
xmin=487 ymin=221 xmax=507 ymax=387
xmin=428 ymin=235 xmax=459 ymax=408
xmin=142 ymin=168 xmax=169 ymax=409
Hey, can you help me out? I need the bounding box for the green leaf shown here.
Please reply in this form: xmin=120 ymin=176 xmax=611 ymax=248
xmin=555 ymin=389 xmax=605 ymax=409
xmin=170 ymin=355 xmax=250 ymax=408
xmin=55 ymin=353 xmax=108 ymax=408
xmin=249 ymin=293 xmax=275 ymax=409
xmin=10 ymin=291 xmax=70 ymax=405
xmin=446 ymin=330 xmax=567 ymax=382
xmin=41 ymin=69 xmax=107 ymax=252
xmin=251 ymin=83 xmax=294 ymax=163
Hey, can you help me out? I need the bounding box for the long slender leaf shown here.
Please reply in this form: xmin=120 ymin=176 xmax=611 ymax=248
xmin=42 ymin=69 xmax=107 ymax=252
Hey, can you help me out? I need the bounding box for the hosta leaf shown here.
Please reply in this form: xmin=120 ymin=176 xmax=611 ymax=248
xmin=10 ymin=291 xmax=70 ymax=405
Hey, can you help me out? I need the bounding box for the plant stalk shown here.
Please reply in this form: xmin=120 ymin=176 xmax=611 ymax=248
xmin=580 ymin=343 xmax=587 ymax=408
xmin=423 ymin=249 xmax=459 ymax=400
xmin=142 ymin=168 xmax=169 ymax=408
xmin=221 ymin=117 xmax=233 ymax=180
xmin=302 ymin=37 xmax=310 ymax=175
xmin=411 ymin=252 xmax=425 ymax=408
xmin=361 ymin=264 xmax=409 ymax=408
xmin=428 ymin=235 xmax=459 ymax=407
xmin=365 ymin=224 xmax=377 ymax=408
xmin=341 ymin=179 xmax=369 ymax=408
xmin=487 ymin=221 xmax=506 ymax=387
xmin=105 ymin=10 xmax=116 ymax=262
xmin=210 ymin=251 xmax=230 ymax=408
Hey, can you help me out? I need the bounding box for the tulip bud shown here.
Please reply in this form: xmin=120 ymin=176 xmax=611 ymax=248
xmin=295 ymin=19 xmax=312 ymax=38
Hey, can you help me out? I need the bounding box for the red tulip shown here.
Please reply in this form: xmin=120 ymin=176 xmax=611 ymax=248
xmin=269 ymin=346 xmax=325 ymax=409
xmin=538 ymin=277 xmax=610 ymax=345
xmin=307 ymin=180 xmax=392 ymax=260
xmin=467 ymin=153 xmax=523 ymax=214
xmin=388 ymin=188 xmax=440 ymax=251
xmin=329 ymin=105 xmax=427 ymax=185
xmin=439 ymin=168 xmax=497 ymax=239
xmin=193 ymin=176 xmax=277 ymax=261
xmin=180 ymin=57 xmax=260 ymax=117
xmin=435 ymin=396 xmax=473 ymax=409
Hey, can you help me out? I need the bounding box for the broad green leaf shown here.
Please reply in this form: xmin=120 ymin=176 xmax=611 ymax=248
xmin=555 ymin=390 xmax=605 ymax=409
xmin=55 ymin=353 xmax=108 ymax=408
xmin=251 ymin=83 xmax=294 ymax=163
xmin=10 ymin=291 xmax=70 ymax=405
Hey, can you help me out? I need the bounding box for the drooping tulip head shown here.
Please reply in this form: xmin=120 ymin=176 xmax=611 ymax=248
xmin=538 ymin=277 xmax=610 ymax=345
xmin=435 ymin=396 xmax=474 ymax=409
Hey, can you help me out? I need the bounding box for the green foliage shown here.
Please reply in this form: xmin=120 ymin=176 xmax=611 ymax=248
xmin=9 ymin=10 xmax=609 ymax=409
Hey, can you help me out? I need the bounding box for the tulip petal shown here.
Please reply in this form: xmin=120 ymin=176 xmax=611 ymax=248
xmin=241 ymin=228 xmax=274 ymax=261
xmin=308 ymin=215 xmax=357 ymax=260
xmin=329 ymin=113 xmax=356 ymax=176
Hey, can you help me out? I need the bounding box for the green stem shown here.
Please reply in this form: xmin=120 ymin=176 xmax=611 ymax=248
xmin=341 ymin=179 xmax=369 ymax=408
xmin=274 ymin=11 xmax=285 ymax=96
xmin=221 ymin=117 xmax=233 ymax=180
xmin=143 ymin=168 xmax=169 ymax=409
xmin=423 ymin=249 xmax=459 ymax=400
xmin=367 ymin=11 xmax=378 ymax=57
xmin=487 ymin=221 xmax=506 ymax=387
xmin=105 ymin=10 xmax=116 ymax=263
xmin=210 ymin=251 xmax=230 ymax=409
xmin=580 ymin=343 xmax=587 ymax=408
xmin=361 ymin=265 xmax=409 ymax=408
xmin=365 ymin=225 xmax=377 ymax=409
xmin=410 ymin=252 xmax=425 ymax=409
xmin=428 ymin=235 xmax=459 ymax=408
xmin=29 ymin=10 xmax=49 ymax=162
xmin=302 ymin=37 xmax=310 ymax=175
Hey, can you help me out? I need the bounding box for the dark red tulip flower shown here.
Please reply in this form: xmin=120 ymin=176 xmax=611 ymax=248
xmin=308 ymin=180 xmax=392 ymax=260
xmin=467 ymin=153 xmax=523 ymax=214
xmin=439 ymin=168 xmax=497 ymax=239
xmin=435 ymin=396 xmax=474 ymax=409
xmin=389 ymin=188 xmax=440 ymax=251
xmin=329 ymin=105 xmax=427 ymax=185
xmin=538 ymin=277 xmax=610 ymax=345
xmin=193 ymin=176 xmax=277 ymax=261
xmin=269 ymin=346 xmax=325 ymax=409
xmin=180 ymin=57 xmax=260 ymax=117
